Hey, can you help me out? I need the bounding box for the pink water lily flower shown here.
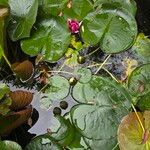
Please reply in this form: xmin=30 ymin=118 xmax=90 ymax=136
xmin=67 ymin=19 xmax=80 ymax=33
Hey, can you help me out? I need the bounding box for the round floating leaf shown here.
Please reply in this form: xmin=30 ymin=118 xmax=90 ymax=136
xmin=40 ymin=75 xmax=70 ymax=109
xmin=74 ymin=67 xmax=92 ymax=84
xmin=118 ymin=111 xmax=150 ymax=150
xmin=94 ymin=0 xmax=137 ymax=16
xmin=131 ymin=33 xmax=150 ymax=64
xmin=50 ymin=116 xmax=75 ymax=146
xmin=63 ymin=0 xmax=93 ymax=20
xmin=137 ymin=92 xmax=150 ymax=111
xmin=21 ymin=16 xmax=71 ymax=62
xmin=25 ymin=135 xmax=62 ymax=150
xmin=84 ymin=136 xmax=118 ymax=150
xmin=73 ymin=75 xmax=131 ymax=110
xmin=81 ymin=6 xmax=137 ymax=53
xmin=71 ymin=104 xmax=120 ymax=140
xmin=128 ymin=64 xmax=150 ymax=97
xmin=0 ymin=140 xmax=22 ymax=150
xmin=12 ymin=60 xmax=34 ymax=82
xmin=9 ymin=90 xmax=33 ymax=110
xmin=8 ymin=0 xmax=38 ymax=41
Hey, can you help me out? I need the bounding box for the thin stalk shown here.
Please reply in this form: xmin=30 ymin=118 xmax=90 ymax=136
xmin=2 ymin=52 xmax=11 ymax=68
xmin=85 ymin=47 xmax=100 ymax=57
xmin=87 ymin=62 xmax=111 ymax=68
xmin=103 ymin=67 xmax=145 ymax=133
xmin=47 ymin=70 xmax=73 ymax=75
xmin=94 ymin=54 xmax=111 ymax=74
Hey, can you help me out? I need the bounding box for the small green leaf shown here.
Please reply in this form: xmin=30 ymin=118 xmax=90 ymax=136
xmin=0 ymin=140 xmax=22 ymax=150
xmin=21 ymin=16 xmax=71 ymax=62
xmin=128 ymin=64 xmax=150 ymax=97
xmin=0 ymin=0 xmax=8 ymax=6
xmin=40 ymin=75 xmax=70 ymax=109
xmin=0 ymin=83 xmax=10 ymax=99
xmin=8 ymin=0 xmax=38 ymax=41
xmin=118 ymin=111 xmax=150 ymax=150
xmin=74 ymin=67 xmax=92 ymax=84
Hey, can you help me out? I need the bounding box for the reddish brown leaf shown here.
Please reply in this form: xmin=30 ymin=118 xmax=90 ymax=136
xmin=9 ymin=90 xmax=33 ymax=111
xmin=12 ymin=60 xmax=34 ymax=81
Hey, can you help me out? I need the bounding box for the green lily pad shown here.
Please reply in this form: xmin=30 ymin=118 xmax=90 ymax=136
xmin=74 ymin=67 xmax=92 ymax=84
xmin=73 ymin=76 xmax=131 ymax=109
xmin=94 ymin=0 xmax=137 ymax=16
xmin=25 ymin=135 xmax=62 ymax=150
xmin=40 ymin=75 xmax=70 ymax=109
xmin=21 ymin=16 xmax=71 ymax=62
xmin=8 ymin=0 xmax=38 ymax=41
xmin=81 ymin=6 xmax=137 ymax=53
xmin=118 ymin=111 xmax=150 ymax=150
xmin=137 ymin=92 xmax=150 ymax=111
xmin=128 ymin=64 xmax=150 ymax=97
xmin=131 ymin=33 xmax=150 ymax=64
xmin=71 ymin=104 xmax=128 ymax=140
xmin=0 ymin=140 xmax=22 ymax=150
xmin=63 ymin=0 xmax=93 ymax=20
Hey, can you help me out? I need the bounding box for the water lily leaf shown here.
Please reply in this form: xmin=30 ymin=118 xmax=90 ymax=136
xmin=94 ymin=0 xmax=137 ymax=16
xmin=74 ymin=67 xmax=92 ymax=84
xmin=0 ymin=0 xmax=8 ymax=6
xmin=128 ymin=64 xmax=150 ymax=97
xmin=63 ymin=0 xmax=93 ymax=20
xmin=25 ymin=134 xmax=62 ymax=150
xmin=21 ymin=16 xmax=71 ymax=62
xmin=0 ymin=140 xmax=22 ymax=150
xmin=12 ymin=60 xmax=34 ymax=81
xmin=118 ymin=111 xmax=150 ymax=150
xmin=84 ymin=136 xmax=118 ymax=150
xmin=131 ymin=33 xmax=150 ymax=64
xmin=73 ymin=75 xmax=131 ymax=109
xmin=137 ymin=92 xmax=150 ymax=111
xmin=40 ymin=75 xmax=70 ymax=109
xmin=0 ymin=106 xmax=32 ymax=135
xmin=8 ymin=0 xmax=38 ymax=41
xmin=50 ymin=116 xmax=75 ymax=146
xmin=71 ymin=104 xmax=129 ymax=140
xmin=9 ymin=90 xmax=33 ymax=110
xmin=81 ymin=6 xmax=137 ymax=53
xmin=39 ymin=0 xmax=67 ymax=16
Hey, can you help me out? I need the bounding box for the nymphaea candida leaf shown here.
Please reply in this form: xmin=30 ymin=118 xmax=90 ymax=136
xmin=0 ymin=140 xmax=22 ymax=150
xmin=118 ymin=111 xmax=150 ymax=150
xmin=128 ymin=63 xmax=150 ymax=97
xmin=8 ymin=0 xmax=38 ymax=41
xmin=21 ymin=16 xmax=71 ymax=62
xmin=81 ymin=5 xmax=137 ymax=53
xmin=40 ymin=75 xmax=70 ymax=109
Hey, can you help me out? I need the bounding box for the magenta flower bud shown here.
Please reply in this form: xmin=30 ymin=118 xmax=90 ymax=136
xmin=67 ymin=19 xmax=80 ymax=33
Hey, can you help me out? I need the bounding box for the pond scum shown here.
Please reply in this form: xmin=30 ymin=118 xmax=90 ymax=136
xmin=0 ymin=0 xmax=150 ymax=150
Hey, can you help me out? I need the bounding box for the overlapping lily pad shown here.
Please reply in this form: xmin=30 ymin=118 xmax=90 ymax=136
xmin=118 ymin=111 xmax=150 ymax=150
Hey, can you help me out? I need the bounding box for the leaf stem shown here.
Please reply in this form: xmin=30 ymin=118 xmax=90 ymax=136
xmin=85 ymin=47 xmax=100 ymax=57
xmin=2 ymin=52 xmax=11 ymax=68
xmin=47 ymin=70 xmax=73 ymax=75
xmin=94 ymin=54 xmax=111 ymax=74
